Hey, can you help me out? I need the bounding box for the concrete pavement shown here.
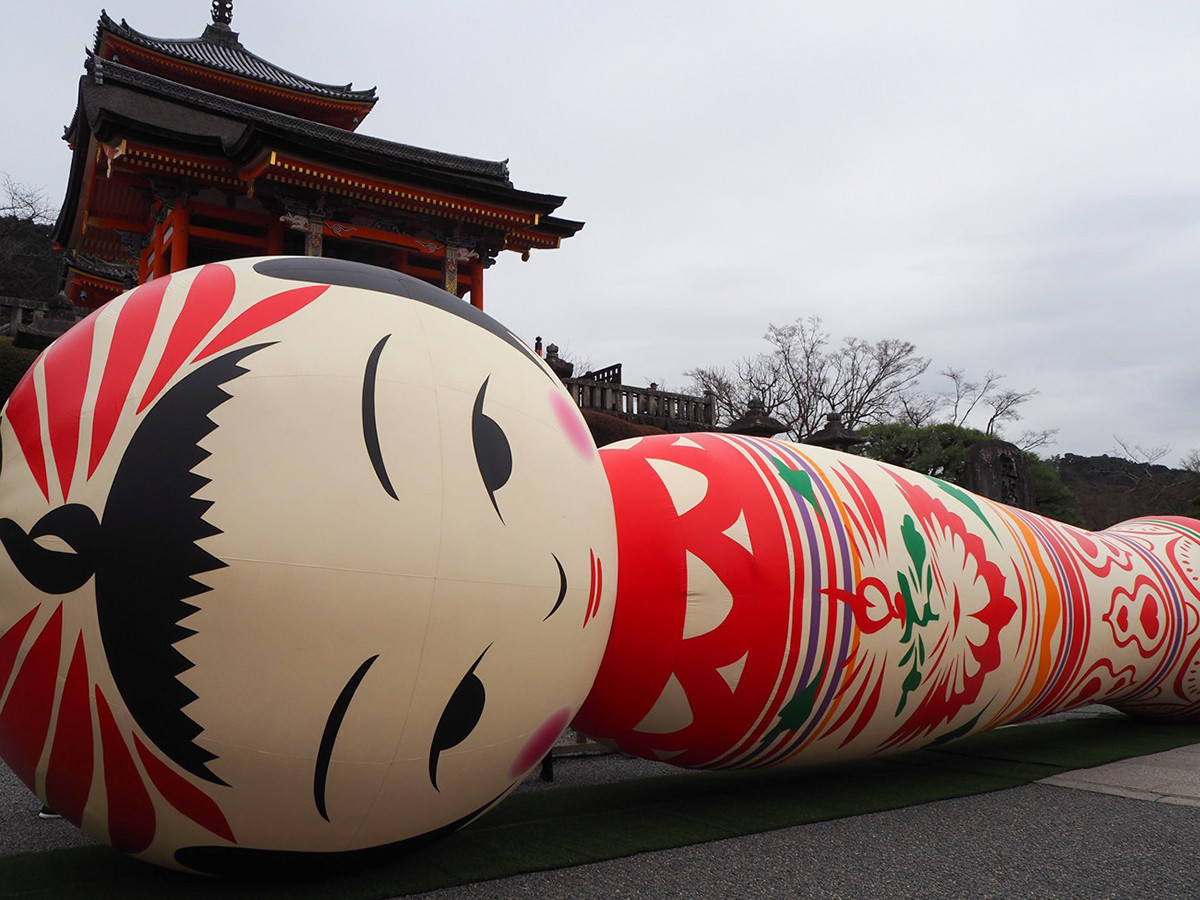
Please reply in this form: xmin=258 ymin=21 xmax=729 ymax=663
xmin=3 ymin=709 xmax=1200 ymax=898
xmin=409 ymin=744 xmax=1200 ymax=899
xmin=1040 ymin=743 xmax=1200 ymax=807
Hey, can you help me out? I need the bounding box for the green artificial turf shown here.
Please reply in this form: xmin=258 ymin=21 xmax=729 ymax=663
xmin=4 ymin=713 xmax=1199 ymax=899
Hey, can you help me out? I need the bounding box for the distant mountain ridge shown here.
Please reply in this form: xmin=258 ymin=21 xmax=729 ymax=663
xmin=1053 ymin=453 xmax=1200 ymax=530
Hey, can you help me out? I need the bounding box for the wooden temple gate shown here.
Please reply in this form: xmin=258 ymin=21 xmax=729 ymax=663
xmin=54 ymin=6 xmax=582 ymax=312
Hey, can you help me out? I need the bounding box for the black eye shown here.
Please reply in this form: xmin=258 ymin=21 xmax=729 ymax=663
xmin=429 ymin=647 xmax=489 ymax=791
xmin=472 ymin=378 xmax=511 ymax=521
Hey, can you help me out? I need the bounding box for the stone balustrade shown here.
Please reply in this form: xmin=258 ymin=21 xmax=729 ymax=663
xmin=562 ymin=376 xmax=715 ymax=432
xmin=0 ymin=295 xmax=86 ymax=346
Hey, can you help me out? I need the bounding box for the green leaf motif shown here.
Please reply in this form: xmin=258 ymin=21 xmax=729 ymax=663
xmin=897 ymin=571 xmax=916 ymax=641
xmin=901 ymin=515 xmax=926 ymax=576
xmin=896 ymin=658 xmax=923 ymax=715
xmin=762 ymin=664 xmax=825 ymax=743
xmin=928 ymin=707 xmax=988 ymax=747
xmin=772 ymin=458 xmax=824 ymax=520
xmin=928 ymin=478 xmax=998 ymax=539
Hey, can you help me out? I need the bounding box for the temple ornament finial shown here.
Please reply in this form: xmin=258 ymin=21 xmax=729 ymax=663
xmin=211 ymin=0 xmax=233 ymax=26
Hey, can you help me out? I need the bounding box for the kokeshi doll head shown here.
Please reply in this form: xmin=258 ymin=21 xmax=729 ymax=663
xmin=0 ymin=257 xmax=616 ymax=873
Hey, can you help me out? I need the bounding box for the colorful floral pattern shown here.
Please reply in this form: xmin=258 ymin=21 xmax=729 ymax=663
xmin=577 ymin=434 xmax=1200 ymax=770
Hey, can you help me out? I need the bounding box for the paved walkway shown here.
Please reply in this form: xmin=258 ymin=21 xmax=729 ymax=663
xmin=410 ymin=745 xmax=1200 ymax=899
xmin=1040 ymin=743 xmax=1200 ymax=806
xmin=3 ymin=710 xmax=1200 ymax=899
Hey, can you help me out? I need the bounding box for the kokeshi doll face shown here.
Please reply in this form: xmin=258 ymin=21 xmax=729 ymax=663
xmin=574 ymin=432 xmax=1200 ymax=769
xmin=0 ymin=257 xmax=616 ymax=872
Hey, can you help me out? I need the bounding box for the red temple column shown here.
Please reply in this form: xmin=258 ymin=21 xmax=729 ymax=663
xmin=150 ymin=216 xmax=167 ymax=280
xmin=469 ymin=261 xmax=484 ymax=310
xmin=169 ymin=205 xmax=190 ymax=273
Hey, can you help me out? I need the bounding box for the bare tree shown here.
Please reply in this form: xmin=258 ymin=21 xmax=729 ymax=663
xmin=0 ymin=173 xmax=54 ymax=227
xmin=942 ymin=368 xmax=1003 ymax=427
xmin=687 ymin=316 xmax=929 ymax=441
xmin=685 ymin=365 xmax=744 ymax=428
xmin=939 ymin=367 xmax=1042 ymax=441
xmin=825 ymin=335 xmax=929 ymax=430
xmin=686 ymin=352 xmax=788 ymax=429
xmin=984 ymin=386 xmax=1039 ymax=436
xmin=0 ymin=173 xmax=60 ymax=304
xmin=1108 ymin=435 xmax=1185 ymax=510
xmin=895 ymin=387 xmax=939 ymax=426
xmin=762 ymin=317 xmax=836 ymax=438
xmin=1014 ymin=428 xmax=1059 ymax=452
xmin=1113 ymin=436 xmax=1170 ymax=467
xmin=685 ymin=316 xmax=1060 ymax=450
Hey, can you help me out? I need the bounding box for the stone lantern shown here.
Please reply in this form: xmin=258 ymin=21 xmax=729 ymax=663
xmin=804 ymin=412 xmax=867 ymax=452
xmin=725 ymin=397 xmax=788 ymax=438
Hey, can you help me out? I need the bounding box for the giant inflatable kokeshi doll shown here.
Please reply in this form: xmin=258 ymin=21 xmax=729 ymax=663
xmin=3 ymin=256 xmax=1200 ymax=876
xmin=574 ymin=433 xmax=1200 ymax=766
xmin=0 ymin=258 xmax=616 ymax=872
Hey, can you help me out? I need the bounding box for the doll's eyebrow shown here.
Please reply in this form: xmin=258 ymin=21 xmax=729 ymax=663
xmin=314 ymin=655 xmax=379 ymax=821
xmin=362 ymin=335 xmax=398 ymax=500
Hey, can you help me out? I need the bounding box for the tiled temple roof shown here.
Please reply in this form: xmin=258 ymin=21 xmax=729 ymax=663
xmin=55 ymin=55 xmax=582 ymax=255
xmin=80 ymin=55 xmax=518 ymax=187
xmin=94 ymin=9 xmax=377 ymax=105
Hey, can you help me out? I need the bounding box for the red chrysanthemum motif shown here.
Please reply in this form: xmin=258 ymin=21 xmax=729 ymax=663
xmin=919 ymin=523 xmax=1013 ymax=698
xmin=0 ymin=264 xmax=327 ymax=853
xmin=876 ymin=477 xmax=1017 ymax=748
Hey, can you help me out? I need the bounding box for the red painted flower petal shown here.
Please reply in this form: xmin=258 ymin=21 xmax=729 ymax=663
xmin=195 ymin=284 xmax=329 ymax=361
xmin=88 ymin=277 xmax=170 ymax=478
xmin=44 ymin=635 xmax=94 ymax=827
xmin=95 ymin=687 xmax=156 ymax=854
xmin=4 ymin=364 xmax=49 ymax=501
xmin=42 ymin=314 xmax=97 ymax=501
xmin=0 ymin=605 xmax=64 ymax=791
xmin=138 ymin=265 xmax=235 ymax=413
xmin=134 ymin=735 xmax=235 ymax=844
xmin=0 ymin=606 xmax=39 ymax=696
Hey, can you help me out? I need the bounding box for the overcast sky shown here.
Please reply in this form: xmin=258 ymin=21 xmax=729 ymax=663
xmin=4 ymin=1 xmax=1198 ymax=459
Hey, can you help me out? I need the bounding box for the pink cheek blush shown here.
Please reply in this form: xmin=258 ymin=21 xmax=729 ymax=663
xmin=550 ymin=389 xmax=597 ymax=461
xmin=510 ymin=707 xmax=573 ymax=778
